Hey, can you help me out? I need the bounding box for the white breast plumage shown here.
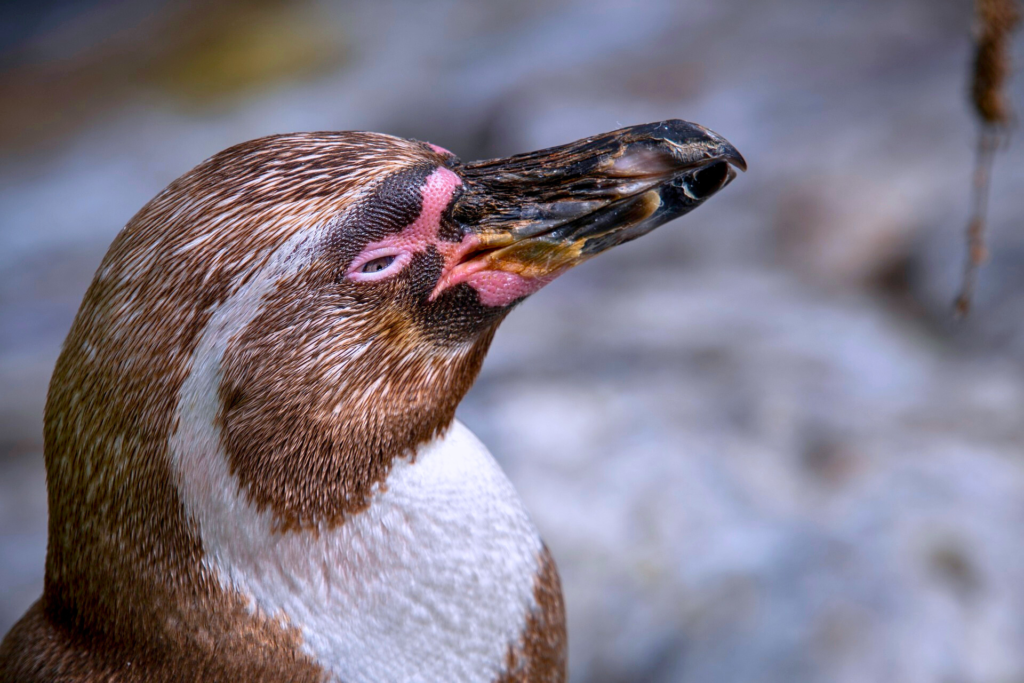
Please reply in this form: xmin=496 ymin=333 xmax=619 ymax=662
xmin=178 ymin=418 xmax=542 ymax=683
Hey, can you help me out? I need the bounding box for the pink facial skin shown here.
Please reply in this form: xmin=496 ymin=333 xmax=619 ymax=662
xmin=347 ymin=166 xmax=559 ymax=307
xmin=427 ymin=143 xmax=454 ymax=156
xmin=465 ymin=271 xmax=560 ymax=307
xmin=434 ymin=260 xmax=561 ymax=307
xmin=346 ymin=167 xmax=465 ymax=283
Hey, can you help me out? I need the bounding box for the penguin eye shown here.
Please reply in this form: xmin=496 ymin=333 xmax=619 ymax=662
xmin=361 ymin=255 xmax=396 ymax=273
xmin=346 ymin=249 xmax=411 ymax=282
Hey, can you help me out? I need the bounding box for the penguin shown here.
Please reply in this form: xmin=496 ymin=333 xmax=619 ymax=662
xmin=0 ymin=120 xmax=744 ymax=682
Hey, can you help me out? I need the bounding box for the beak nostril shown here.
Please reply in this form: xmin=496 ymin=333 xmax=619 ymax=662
xmin=685 ymin=161 xmax=731 ymax=200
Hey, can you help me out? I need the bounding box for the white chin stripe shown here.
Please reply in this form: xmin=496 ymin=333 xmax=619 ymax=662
xmin=169 ymin=232 xmax=544 ymax=681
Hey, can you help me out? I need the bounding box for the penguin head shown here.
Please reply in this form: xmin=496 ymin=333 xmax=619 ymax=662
xmin=48 ymin=122 xmax=744 ymax=534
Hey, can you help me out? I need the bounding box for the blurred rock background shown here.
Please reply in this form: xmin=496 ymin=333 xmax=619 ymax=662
xmin=1 ymin=0 xmax=1022 ymax=681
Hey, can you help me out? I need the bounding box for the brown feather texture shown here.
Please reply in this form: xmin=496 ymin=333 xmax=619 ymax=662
xmin=498 ymin=546 xmax=568 ymax=683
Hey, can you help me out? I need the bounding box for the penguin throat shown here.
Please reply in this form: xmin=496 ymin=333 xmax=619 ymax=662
xmin=214 ymin=326 xmax=495 ymax=531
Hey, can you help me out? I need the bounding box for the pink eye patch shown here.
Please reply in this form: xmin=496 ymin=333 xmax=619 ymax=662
xmin=345 ymin=163 xmax=560 ymax=309
xmin=428 ymin=143 xmax=454 ymax=157
xmin=346 ymin=167 xmax=463 ymax=282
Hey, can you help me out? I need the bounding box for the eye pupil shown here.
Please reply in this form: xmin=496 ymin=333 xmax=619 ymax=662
xmin=361 ymin=255 xmax=396 ymax=273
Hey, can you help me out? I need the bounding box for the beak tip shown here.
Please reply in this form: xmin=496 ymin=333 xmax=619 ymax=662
xmin=647 ymin=119 xmax=747 ymax=173
xmin=725 ymin=146 xmax=748 ymax=173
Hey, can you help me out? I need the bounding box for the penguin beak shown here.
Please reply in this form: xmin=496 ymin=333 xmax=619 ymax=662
xmin=448 ymin=119 xmax=746 ymax=284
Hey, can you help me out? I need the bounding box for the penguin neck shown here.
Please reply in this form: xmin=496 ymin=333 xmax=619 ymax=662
xmin=172 ymin=418 xmax=546 ymax=683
